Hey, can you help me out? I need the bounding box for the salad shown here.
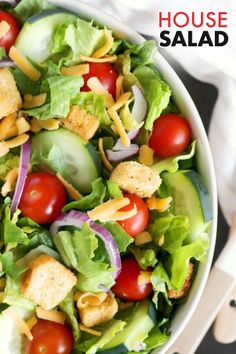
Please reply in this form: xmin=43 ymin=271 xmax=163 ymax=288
xmin=0 ymin=0 xmax=213 ymax=353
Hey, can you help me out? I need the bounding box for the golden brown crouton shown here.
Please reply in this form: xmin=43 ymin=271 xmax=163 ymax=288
xmin=21 ymin=254 xmax=77 ymax=310
xmin=0 ymin=68 xmax=22 ymax=119
xmin=168 ymin=263 xmax=194 ymax=300
xmin=110 ymin=161 xmax=161 ymax=198
xmin=77 ymin=292 xmax=118 ymax=328
xmin=61 ymin=105 xmax=99 ymax=140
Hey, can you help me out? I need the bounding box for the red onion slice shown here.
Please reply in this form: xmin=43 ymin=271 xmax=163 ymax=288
xmin=0 ymin=0 xmax=18 ymax=7
xmin=131 ymin=84 xmax=148 ymax=125
xmin=10 ymin=139 xmax=31 ymax=218
xmin=50 ymin=210 xmax=121 ymax=279
xmin=113 ymin=128 xmax=140 ymax=151
xmin=0 ymin=59 xmax=15 ymax=67
xmin=106 ymin=144 xmax=139 ymax=162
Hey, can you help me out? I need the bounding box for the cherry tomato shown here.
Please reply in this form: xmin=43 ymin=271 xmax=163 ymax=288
xmin=81 ymin=62 xmax=118 ymax=97
xmin=0 ymin=11 xmax=20 ymax=52
xmin=149 ymin=113 xmax=192 ymax=158
xmin=118 ymin=193 xmax=149 ymax=238
xmin=25 ymin=319 xmax=73 ymax=354
xmin=112 ymin=257 xmax=153 ymax=301
xmin=19 ymin=172 xmax=66 ymax=224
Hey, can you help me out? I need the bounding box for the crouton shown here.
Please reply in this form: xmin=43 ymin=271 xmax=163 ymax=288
xmin=78 ymin=292 xmax=118 ymax=328
xmin=110 ymin=161 xmax=161 ymax=198
xmin=61 ymin=105 xmax=99 ymax=140
xmin=21 ymin=254 xmax=77 ymax=310
xmin=0 ymin=68 xmax=22 ymax=119
xmin=168 ymin=263 xmax=194 ymax=300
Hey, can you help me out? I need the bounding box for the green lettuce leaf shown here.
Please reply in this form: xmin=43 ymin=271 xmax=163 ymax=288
xmin=115 ymin=52 xmax=140 ymax=91
xmin=142 ymin=325 xmax=169 ymax=351
xmin=130 ymin=246 xmax=157 ymax=270
xmin=152 ymin=141 xmax=196 ymax=174
xmin=119 ymin=100 xmax=140 ymax=131
xmin=62 ymin=178 xmax=106 ymax=213
xmin=25 ymin=75 xmax=83 ymax=119
xmin=121 ymin=39 xmax=157 ymax=69
xmin=0 ymin=252 xmax=27 ymax=280
xmin=14 ymin=217 xmax=54 ymax=259
xmin=151 ymin=262 xmax=172 ymax=308
xmin=106 ymin=181 xmax=123 ymax=199
xmin=12 ymin=0 xmax=56 ymax=24
xmin=60 ymin=291 xmax=80 ymax=342
xmin=3 ymin=277 xmax=35 ymax=310
xmin=0 ymin=207 xmax=29 ymax=249
xmin=148 ymin=215 xmax=190 ymax=254
xmin=134 ymin=66 xmax=171 ymax=130
xmin=0 ymin=152 xmax=19 ymax=182
xmin=52 ymin=18 xmax=106 ymax=66
xmin=167 ymin=233 xmax=209 ymax=289
xmin=86 ymin=320 xmax=126 ymax=354
xmin=71 ymin=92 xmax=111 ymax=125
xmin=102 ymin=221 xmax=133 ymax=253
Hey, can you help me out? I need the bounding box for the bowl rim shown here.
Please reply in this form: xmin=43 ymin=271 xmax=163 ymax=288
xmin=51 ymin=0 xmax=218 ymax=352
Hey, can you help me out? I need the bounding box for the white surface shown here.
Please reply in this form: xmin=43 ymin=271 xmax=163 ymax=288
xmin=52 ymin=1 xmax=217 ymax=353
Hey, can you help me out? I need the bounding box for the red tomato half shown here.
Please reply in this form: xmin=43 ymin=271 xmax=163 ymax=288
xmin=112 ymin=257 xmax=153 ymax=301
xmin=149 ymin=113 xmax=192 ymax=158
xmin=81 ymin=62 xmax=118 ymax=97
xmin=0 ymin=11 xmax=20 ymax=52
xmin=19 ymin=172 xmax=66 ymax=224
xmin=25 ymin=319 xmax=73 ymax=354
xmin=118 ymin=193 xmax=149 ymax=238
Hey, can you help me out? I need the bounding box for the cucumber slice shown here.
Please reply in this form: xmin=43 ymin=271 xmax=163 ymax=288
xmin=31 ymin=128 xmax=101 ymax=194
xmin=162 ymin=170 xmax=212 ymax=241
xmin=99 ymin=300 xmax=157 ymax=354
xmin=14 ymin=10 xmax=77 ymax=63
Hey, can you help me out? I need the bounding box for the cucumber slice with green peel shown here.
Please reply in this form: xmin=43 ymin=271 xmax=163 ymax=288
xmin=31 ymin=128 xmax=101 ymax=194
xmin=162 ymin=170 xmax=212 ymax=242
xmin=99 ymin=300 xmax=157 ymax=354
xmin=14 ymin=10 xmax=77 ymax=63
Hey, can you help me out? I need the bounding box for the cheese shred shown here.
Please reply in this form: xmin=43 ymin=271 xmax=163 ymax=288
xmin=9 ymin=46 xmax=41 ymax=81
xmin=98 ymin=137 xmax=113 ymax=172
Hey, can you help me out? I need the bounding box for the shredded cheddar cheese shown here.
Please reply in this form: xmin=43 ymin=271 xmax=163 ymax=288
xmin=16 ymin=116 xmax=30 ymax=134
xmin=92 ymin=27 xmax=114 ymax=59
xmin=39 ymin=118 xmax=59 ymax=131
xmin=36 ymin=307 xmax=66 ymax=324
xmin=0 ymin=143 xmax=9 ymax=157
xmin=157 ymin=234 xmax=165 ymax=246
xmin=106 ymin=205 xmax=137 ymax=221
xmin=110 ymin=92 xmax=132 ymax=111
xmin=0 ymin=291 xmax=3 ymax=303
xmin=146 ymin=196 xmax=173 ymax=212
xmin=80 ymin=324 xmax=102 ymax=337
xmin=24 ymin=93 xmax=47 ymax=109
xmin=1 ymin=167 xmax=18 ymax=197
xmin=134 ymin=231 xmax=152 ymax=246
xmin=30 ymin=117 xmax=42 ymax=133
xmin=26 ymin=316 xmax=38 ymax=330
xmin=80 ymin=54 xmax=117 ymax=63
xmin=56 ymin=173 xmax=82 ymax=201
xmin=107 ymin=108 xmax=130 ymax=147
xmin=6 ymin=308 xmax=33 ymax=341
xmin=76 ymin=292 xmax=107 ymax=309
xmin=0 ymin=20 xmax=10 ymax=39
xmin=98 ymin=137 xmax=113 ymax=172
xmin=9 ymin=46 xmax=41 ymax=81
xmin=87 ymin=77 xmax=115 ymax=108
xmin=5 ymin=125 xmax=18 ymax=140
xmin=88 ymin=197 xmax=130 ymax=221
xmin=61 ymin=63 xmax=89 ymax=76
xmin=0 ymin=112 xmax=17 ymax=140
xmin=138 ymin=145 xmax=154 ymax=166
xmin=116 ymin=75 xmax=124 ymax=101
xmin=3 ymin=133 xmax=29 ymax=148
xmin=137 ymin=271 xmax=152 ymax=286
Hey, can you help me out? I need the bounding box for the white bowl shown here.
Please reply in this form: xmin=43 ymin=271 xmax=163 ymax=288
xmin=52 ymin=0 xmax=218 ymax=352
